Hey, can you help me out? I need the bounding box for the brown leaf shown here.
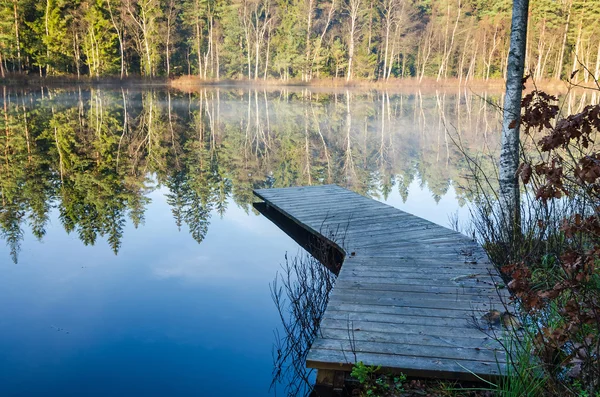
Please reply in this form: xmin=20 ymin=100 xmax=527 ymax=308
xmin=519 ymin=163 xmax=533 ymax=184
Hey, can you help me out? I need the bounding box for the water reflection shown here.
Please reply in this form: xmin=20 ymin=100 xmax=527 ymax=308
xmin=0 ymin=86 xmax=514 ymax=263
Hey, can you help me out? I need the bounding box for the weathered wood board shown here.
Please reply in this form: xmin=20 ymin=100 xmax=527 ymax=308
xmin=254 ymin=184 xmax=509 ymax=381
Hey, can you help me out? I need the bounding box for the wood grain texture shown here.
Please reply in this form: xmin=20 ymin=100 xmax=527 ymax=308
xmin=253 ymin=185 xmax=509 ymax=381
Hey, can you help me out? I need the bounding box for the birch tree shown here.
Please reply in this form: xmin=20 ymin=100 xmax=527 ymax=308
xmin=499 ymin=0 xmax=529 ymax=238
xmin=125 ymin=0 xmax=162 ymax=77
xmin=345 ymin=0 xmax=362 ymax=81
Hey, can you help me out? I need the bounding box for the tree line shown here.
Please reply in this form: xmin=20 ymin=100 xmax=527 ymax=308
xmin=0 ymin=0 xmax=598 ymax=82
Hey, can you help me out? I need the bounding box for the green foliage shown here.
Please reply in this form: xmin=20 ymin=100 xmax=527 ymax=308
xmin=351 ymin=362 xmax=406 ymax=397
xmin=0 ymin=0 xmax=595 ymax=80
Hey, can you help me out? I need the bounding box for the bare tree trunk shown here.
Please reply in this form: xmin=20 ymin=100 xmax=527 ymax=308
xmin=500 ymin=0 xmax=529 ymax=239
xmin=555 ymin=0 xmax=572 ymax=80
xmin=386 ymin=31 xmax=396 ymax=80
xmin=401 ymin=51 xmax=406 ymax=77
xmin=595 ymin=40 xmax=600 ymax=80
xmin=458 ymin=27 xmax=471 ymax=84
xmin=216 ymin=41 xmax=220 ymax=80
xmin=311 ymin=0 xmax=335 ymax=79
xmin=12 ymin=0 xmax=21 ymax=72
xmin=264 ymin=25 xmax=271 ymax=80
xmin=196 ymin=13 xmax=203 ymax=79
xmin=534 ymin=18 xmax=546 ymax=80
xmin=141 ymin=10 xmax=153 ymax=76
xmin=251 ymin=1 xmax=271 ymax=81
xmin=346 ymin=0 xmax=361 ymax=82
xmin=106 ymin=0 xmax=125 ymax=79
xmin=242 ymin=0 xmax=251 ymax=80
xmin=254 ymin=28 xmax=260 ymax=80
xmin=382 ymin=0 xmax=394 ymax=81
xmin=126 ymin=0 xmax=155 ymax=77
xmin=305 ymin=0 xmax=314 ymax=80
xmin=165 ymin=0 xmax=175 ymax=77
xmin=45 ymin=0 xmax=50 ymax=75
xmin=540 ymin=39 xmax=554 ymax=79
xmin=437 ymin=1 xmax=451 ymax=80
xmin=571 ymin=3 xmax=585 ymax=81
xmin=437 ymin=0 xmax=461 ymax=81
xmin=486 ymin=24 xmax=499 ymax=80
xmin=583 ymin=40 xmax=592 ymax=82
xmin=209 ymin=14 xmax=214 ymax=77
xmin=419 ymin=28 xmax=433 ymax=82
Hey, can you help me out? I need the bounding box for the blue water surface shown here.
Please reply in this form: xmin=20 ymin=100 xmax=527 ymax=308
xmin=0 ymin=189 xmax=299 ymax=396
xmin=0 ymin=86 xmax=479 ymax=396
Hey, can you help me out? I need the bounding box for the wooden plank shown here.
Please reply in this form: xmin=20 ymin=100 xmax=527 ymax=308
xmin=322 ymin=310 xmax=482 ymax=329
xmin=344 ymin=256 xmax=474 ymax=263
xmin=302 ymin=214 xmax=419 ymax=231
xmin=271 ymin=204 xmax=397 ymax=219
xmin=333 ymin=280 xmax=498 ymax=295
xmin=319 ymin=315 xmax=496 ymax=337
xmin=319 ymin=327 xmax=500 ymax=350
xmin=355 ymin=233 xmax=472 ymax=248
xmin=349 ymin=248 xmax=488 ymax=257
xmin=334 ymin=276 xmax=502 ymax=290
xmin=311 ymin=338 xmax=504 ymax=363
xmin=339 ymin=267 xmax=498 ymax=279
xmin=340 ymin=259 xmax=490 ymax=270
xmin=306 ymin=350 xmax=504 ymax=380
xmin=325 ymin=302 xmax=485 ymax=320
xmin=253 ymin=184 xmax=508 ymax=380
xmin=327 ymin=293 xmax=500 ymax=311
xmin=333 ymin=285 xmax=500 ymax=301
xmin=337 ymin=272 xmax=501 ymax=284
xmin=338 ymin=220 xmax=449 ymax=235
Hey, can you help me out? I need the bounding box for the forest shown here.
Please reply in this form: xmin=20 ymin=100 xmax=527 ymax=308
xmin=0 ymin=0 xmax=598 ymax=82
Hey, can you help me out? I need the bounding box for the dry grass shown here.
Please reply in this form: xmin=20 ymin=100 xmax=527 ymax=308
xmin=169 ymin=75 xmax=582 ymax=95
xmin=0 ymin=73 xmax=169 ymax=88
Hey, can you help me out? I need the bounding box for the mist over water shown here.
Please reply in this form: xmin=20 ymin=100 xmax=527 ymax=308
xmin=0 ymin=85 xmax=557 ymax=395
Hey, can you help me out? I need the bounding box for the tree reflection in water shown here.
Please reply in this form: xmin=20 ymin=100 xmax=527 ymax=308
xmin=270 ymin=248 xmax=337 ymax=397
xmin=1 ymin=85 xmax=550 ymax=263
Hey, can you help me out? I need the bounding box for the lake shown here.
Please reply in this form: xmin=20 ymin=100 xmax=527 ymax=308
xmin=0 ymin=85 xmax=504 ymax=396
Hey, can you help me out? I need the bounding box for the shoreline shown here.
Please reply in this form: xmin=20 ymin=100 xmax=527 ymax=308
xmin=0 ymin=73 xmax=584 ymax=95
xmin=170 ymin=75 xmax=581 ymax=94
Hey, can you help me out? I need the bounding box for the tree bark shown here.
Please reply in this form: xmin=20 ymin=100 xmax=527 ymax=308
xmin=571 ymin=2 xmax=585 ymax=81
xmin=346 ymin=0 xmax=361 ymax=82
xmin=305 ymin=0 xmax=314 ymax=80
xmin=243 ymin=0 xmax=251 ymax=80
xmin=106 ymin=0 xmax=125 ymax=79
xmin=555 ymin=0 xmax=571 ymax=80
xmin=595 ymin=40 xmax=600 ymax=81
xmin=264 ymin=24 xmax=271 ymax=80
xmin=165 ymin=0 xmax=176 ymax=77
xmin=13 ymin=0 xmax=21 ymax=72
xmin=419 ymin=27 xmax=433 ymax=82
xmin=534 ymin=18 xmax=546 ymax=80
xmin=500 ymin=0 xmax=529 ymax=239
xmin=311 ymin=0 xmax=335 ymax=79
xmin=45 ymin=0 xmax=50 ymax=75
xmin=382 ymin=0 xmax=394 ymax=81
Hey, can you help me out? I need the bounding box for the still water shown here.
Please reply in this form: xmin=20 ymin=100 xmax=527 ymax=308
xmin=0 ymin=86 xmax=502 ymax=396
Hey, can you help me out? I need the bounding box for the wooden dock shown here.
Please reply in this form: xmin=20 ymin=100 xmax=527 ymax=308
xmin=253 ymin=185 xmax=509 ymax=383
